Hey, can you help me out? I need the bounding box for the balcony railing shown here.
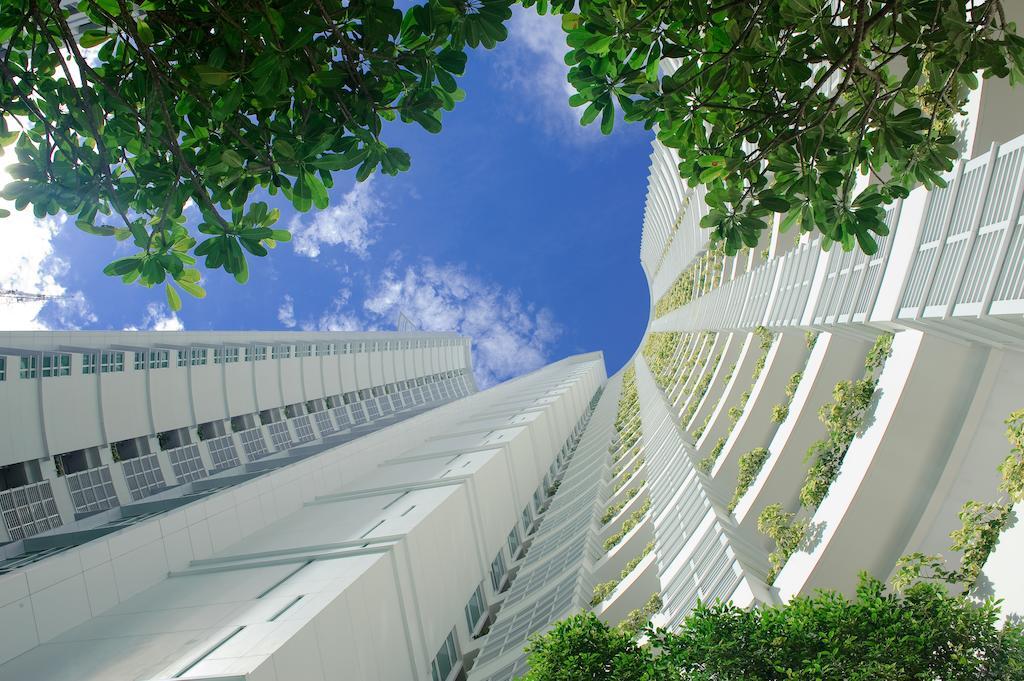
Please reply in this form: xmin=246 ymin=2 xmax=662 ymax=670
xmin=652 ymin=130 xmax=1024 ymax=346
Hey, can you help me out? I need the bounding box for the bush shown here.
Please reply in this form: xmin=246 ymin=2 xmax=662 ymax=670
xmin=757 ymin=504 xmax=807 ymax=584
xmin=590 ymin=580 xmax=618 ymax=606
xmin=770 ymin=403 xmax=788 ymax=423
xmin=604 ymin=499 xmax=651 ymax=552
xmin=697 ymin=436 xmax=726 ymax=474
xmin=616 ymin=593 xmax=662 ymax=637
xmin=805 ymin=331 xmax=819 ymax=349
xmin=729 ymin=448 xmax=770 ymax=512
xmin=601 ymin=485 xmax=642 ymax=525
xmin=526 ymin=576 xmax=1024 ymax=681
xmin=691 ymin=412 xmax=713 ymax=440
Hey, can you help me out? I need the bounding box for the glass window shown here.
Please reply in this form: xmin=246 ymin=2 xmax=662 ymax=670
xmin=296 ymin=344 xmax=311 ymax=358
xmin=149 ymin=350 xmax=169 ymax=369
xmin=464 ymin=584 xmax=487 ymax=634
xmin=133 ymin=352 xmax=146 ymax=370
xmin=82 ymin=353 xmax=97 ymax=374
xmin=41 ymin=353 xmax=71 ymax=377
xmin=214 ymin=348 xmax=224 ymax=364
xmin=489 ymin=550 xmax=507 ymax=592
xmin=189 ymin=348 xmax=207 ymax=366
xmin=507 ymin=525 xmax=521 ymax=558
xmin=430 ymin=629 xmax=460 ymax=681
xmin=225 ymin=347 xmax=239 ymax=363
xmin=100 ymin=351 xmax=124 ymax=373
xmin=272 ymin=345 xmax=290 ymax=359
xmin=19 ymin=355 xmax=37 ymax=379
xmin=177 ymin=350 xmax=187 ymax=367
xmin=521 ymin=505 xmax=532 ymax=533
xmin=0 ymin=356 xmax=5 ymax=381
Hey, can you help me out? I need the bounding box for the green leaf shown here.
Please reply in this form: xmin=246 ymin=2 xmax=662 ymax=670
xmin=195 ymin=65 xmax=234 ymax=86
xmin=80 ymin=29 xmax=112 ymax=48
xmin=165 ymin=283 xmax=182 ymax=311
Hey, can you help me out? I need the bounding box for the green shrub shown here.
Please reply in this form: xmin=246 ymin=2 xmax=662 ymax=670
xmin=601 ymin=485 xmax=642 ymax=525
xmin=604 ymin=499 xmax=651 ymax=551
xmin=527 ymin=577 xmax=1024 ymax=680
xmin=620 ymin=541 xmax=655 ymax=580
xmin=615 ymin=593 xmax=663 ymax=637
xmin=770 ymin=403 xmax=788 ymax=423
xmin=697 ymin=436 xmax=726 ymax=474
xmin=729 ymin=447 xmax=770 ymax=512
xmin=757 ymin=503 xmax=808 ymax=584
xmin=691 ymin=412 xmax=713 ymax=440
xmin=805 ymin=330 xmax=819 ymax=349
xmin=590 ymin=580 xmax=618 ymax=606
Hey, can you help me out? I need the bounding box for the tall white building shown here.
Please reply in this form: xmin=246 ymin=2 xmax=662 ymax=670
xmin=3 ymin=15 xmax=1024 ymax=680
xmin=0 ymin=329 xmax=607 ymax=680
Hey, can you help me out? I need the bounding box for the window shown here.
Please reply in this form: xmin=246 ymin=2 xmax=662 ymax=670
xmin=246 ymin=345 xmax=267 ymax=362
xmin=149 ymin=350 xmax=169 ymax=369
xmin=41 ymin=353 xmax=71 ymax=377
xmin=100 ymin=351 xmax=124 ymax=373
xmin=272 ymin=345 xmax=290 ymax=359
xmin=507 ymin=525 xmax=521 ymax=559
xmin=295 ymin=344 xmax=311 ymax=358
xmin=489 ymin=550 xmax=507 ymax=592
xmin=133 ymin=352 xmax=146 ymax=370
xmin=0 ymin=356 xmax=5 ymax=381
xmin=82 ymin=353 xmax=97 ymax=374
xmin=316 ymin=343 xmax=331 ymax=356
xmin=213 ymin=347 xmax=240 ymax=364
xmin=464 ymin=584 xmax=487 ymax=634
xmin=20 ymin=355 xmax=38 ymax=379
xmin=522 ymin=505 xmax=533 ymax=533
xmin=189 ymin=348 xmax=207 ymax=366
xmin=177 ymin=350 xmax=187 ymax=367
xmin=430 ymin=629 xmax=461 ymax=681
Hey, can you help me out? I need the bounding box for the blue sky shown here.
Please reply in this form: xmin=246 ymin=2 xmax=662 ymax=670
xmin=0 ymin=10 xmax=654 ymax=387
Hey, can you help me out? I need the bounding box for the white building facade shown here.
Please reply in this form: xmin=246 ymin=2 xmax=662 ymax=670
xmin=0 ymin=330 xmax=607 ymax=680
xmin=3 ymin=17 xmax=1024 ymax=679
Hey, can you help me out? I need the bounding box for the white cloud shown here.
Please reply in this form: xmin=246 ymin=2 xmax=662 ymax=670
xmin=277 ymin=295 xmax=297 ymax=328
xmin=289 ymin=176 xmax=383 ymax=259
xmin=499 ymin=8 xmax=599 ymax=141
xmin=0 ymin=150 xmax=95 ymax=331
xmin=124 ymin=303 xmax=184 ymax=331
xmin=361 ymin=261 xmax=562 ymax=388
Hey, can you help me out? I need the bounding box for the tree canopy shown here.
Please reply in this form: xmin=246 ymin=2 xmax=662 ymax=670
xmin=521 ymin=574 xmax=1024 ymax=680
xmin=2 ymin=0 xmax=1023 ymax=308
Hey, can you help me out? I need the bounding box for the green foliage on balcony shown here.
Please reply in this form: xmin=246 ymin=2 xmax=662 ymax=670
xmin=652 ymin=244 xmax=725 ymax=319
xmin=893 ymin=408 xmax=1024 ymax=592
xmin=799 ymin=333 xmax=893 ymax=509
xmin=697 ymin=436 xmax=726 ymax=474
xmin=691 ymin=412 xmax=713 ymax=441
xmin=696 ymin=328 xmax=775 ymax=474
xmin=604 ymin=499 xmax=651 ymax=552
xmin=643 ymin=332 xmax=684 ymax=390
xmin=602 ymin=485 xmax=643 ymax=525
xmin=613 ymin=458 xmax=645 ymax=494
xmin=728 ymin=447 xmax=770 ymax=512
xmin=771 ymin=370 xmax=804 ymax=423
xmin=615 ymin=593 xmax=663 ymax=637
xmin=757 ymin=503 xmax=808 ymax=584
xmin=759 ymin=334 xmax=895 ymax=583
xmin=805 ymin=331 xmax=820 ymax=350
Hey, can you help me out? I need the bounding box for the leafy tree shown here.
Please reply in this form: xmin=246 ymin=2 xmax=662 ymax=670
xmin=543 ymin=0 xmax=1024 ymax=254
xmin=522 ymin=575 xmax=1024 ymax=680
xmin=521 ymin=612 xmax=650 ymax=681
xmin=0 ymin=0 xmax=512 ymax=308
xmin=6 ymin=0 xmax=1024 ymax=307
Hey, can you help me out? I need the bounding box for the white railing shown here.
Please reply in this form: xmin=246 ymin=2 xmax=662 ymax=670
xmin=651 ymin=130 xmax=1024 ymax=345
